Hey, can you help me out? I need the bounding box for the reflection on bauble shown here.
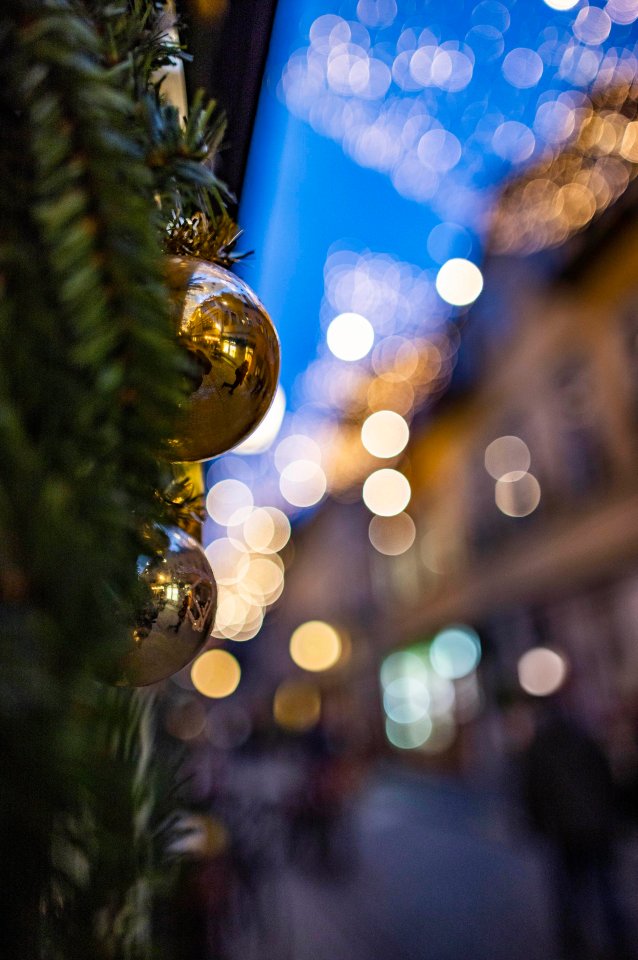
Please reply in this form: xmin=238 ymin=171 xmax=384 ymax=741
xmin=117 ymin=525 xmax=217 ymax=687
xmin=165 ymin=256 xmax=280 ymax=462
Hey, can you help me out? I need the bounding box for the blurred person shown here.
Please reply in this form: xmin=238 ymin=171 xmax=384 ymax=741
xmin=520 ymin=697 xmax=634 ymax=960
xmin=287 ymin=721 xmax=358 ymax=876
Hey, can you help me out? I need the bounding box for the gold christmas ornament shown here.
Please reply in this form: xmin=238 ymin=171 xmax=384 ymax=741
xmin=165 ymin=256 xmax=280 ymax=462
xmin=117 ymin=526 xmax=217 ymax=687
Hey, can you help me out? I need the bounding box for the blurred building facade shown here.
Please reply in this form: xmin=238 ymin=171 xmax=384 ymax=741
xmin=263 ymin=173 xmax=638 ymax=766
xmin=175 ymin=0 xmax=638 ymax=764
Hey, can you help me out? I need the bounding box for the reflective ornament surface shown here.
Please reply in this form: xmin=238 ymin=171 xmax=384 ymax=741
xmin=165 ymin=256 xmax=280 ymax=462
xmin=118 ymin=526 xmax=217 ymax=687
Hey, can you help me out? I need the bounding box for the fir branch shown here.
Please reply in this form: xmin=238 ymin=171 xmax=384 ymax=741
xmin=141 ymin=87 xmax=231 ymax=217
xmin=0 ymin=1 xmax=208 ymax=956
xmin=78 ymin=0 xmax=231 ymax=220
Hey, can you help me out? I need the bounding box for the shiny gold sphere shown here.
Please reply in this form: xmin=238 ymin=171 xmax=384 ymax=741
xmin=165 ymin=256 xmax=280 ymax=462
xmin=118 ymin=526 xmax=218 ymax=687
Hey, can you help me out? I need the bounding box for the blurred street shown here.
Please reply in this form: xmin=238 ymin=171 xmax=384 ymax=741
xmin=284 ymin=767 xmax=554 ymax=960
xmin=219 ymin=763 xmax=557 ymax=960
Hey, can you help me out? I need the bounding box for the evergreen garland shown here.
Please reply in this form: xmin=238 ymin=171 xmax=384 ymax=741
xmin=0 ymin=1 xmax=229 ymax=955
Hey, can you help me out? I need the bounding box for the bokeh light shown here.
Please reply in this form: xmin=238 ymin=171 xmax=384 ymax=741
xmin=573 ymin=6 xmax=612 ymax=46
xmin=383 ymin=675 xmax=430 ymax=723
xmin=607 ymin=1 xmax=638 ymax=25
xmin=495 ymin=471 xmax=541 ymax=517
xmin=279 ymin=459 xmax=327 ymax=507
xmin=435 ymin=258 xmax=484 ymax=306
xmin=361 ymin=410 xmax=410 ymax=458
xmin=236 ymin=0 xmax=638 ymax=523
xmin=492 ymin=121 xmax=536 ymax=164
xmin=327 ymin=311 xmax=375 ymax=360
xmin=427 ymin=222 xmax=473 ymax=264
xmin=484 ymin=435 xmax=531 ymax=479
xmin=204 ymin=538 xmax=249 ymax=585
xmin=243 ymin=506 xmax=291 ymax=553
xmin=385 ymin=714 xmax=433 ymax=748
xmin=273 ymin=679 xmax=322 ymax=731
xmin=518 ymin=647 xmax=568 ymax=696
xmin=362 ymin=468 xmax=411 ymax=515
xmin=164 ymin=698 xmax=207 ymax=741
xmin=275 ymin=433 xmax=322 ymax=471
xmin=427 ymin=671 xmax=457 ymax=717
xmin=191 ymin=649 xmax=241 ymax=698
xmin=429 ymin=625 xmax=482 ymax=680
xmin=212 ymin=588 xmax=264 ymax=641
xmin=225 ymin=619 xmax=264 ymax=643
xmin=289 ymin=620 xmax=342 ymax=671
xmin=492 ymin=86 xmax=638 ymax=255
xmin=238 ymin=555 xmax=285 ymax=605
xmin=356 ymin=0 xmax=398 ymax=29
xmin=380 ymin=649 xmax=429 ymax=688
xmin=368 ymin=512 xmax=416 ymax=555
xmin=367 ymin=377 xmax=415 ymax=415
xmin=543 ymin=0 xmax=579 ymax=9
xmin=380 ymin=645 xmax=458 ymax=752
xmin=207 ymin=0 xmax=638 ymax=601
xmin=206 ymin=479 xmax=254 ymax=526
xmin=502 ymin=48 xmax=544 ymax=89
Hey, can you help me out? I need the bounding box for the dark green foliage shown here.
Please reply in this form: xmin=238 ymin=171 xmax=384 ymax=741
xmin=0 ymin=1 xmax=227 ymax=956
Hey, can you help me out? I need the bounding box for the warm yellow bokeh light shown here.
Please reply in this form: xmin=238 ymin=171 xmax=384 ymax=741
xmin=327 ymin=312 xmax=375 ymax=361
xmin=212 ymin=600 xmax=264 ymax=641
xmin=362 ymin=468 xmax=411 ymax=516
xmin=279 ymin=459 xmax=327 ymax=507
xmin=204 ymin=538 xmax=249 ymax=585
xmin=273 ymin=679 xmax=321 ymax=732
xmin=435 ymin=258 xmax=484 ymax=307
xmin=361 ymin=410 xmax=410 ymax=459
xmin=367 ymin=377 xmax=415 ymax=415
xmin=484 ymin=435 xmax=531 ymax=479
xmin=373 ymin=336 xmax=420 ymax=382
xmin=227 ymin=619 xmax=264 ymax=642
xmin=206 ymin=479 xmax=253 ymax=526
xmin=214 ymin=590 xmax=251 ymax=630
xmin=368 ymin=512 xmax=416 ymax=555
xmin=495 ymin=471 xmax=541 ymax=517
xmin=191 ymin=649 xmax=241 ymax=698
xmin=518 ymin=647 xmax=568 ymax=697
xmin=243 ymin=508 xmax=274 ymax=551
xmin=238 ymin=555 xmax=285 ymax=604
xmin=243 ymin=506 xmax=291 ymax=553
xmin=289 ymin=620 xmax=342 ymax=672
xmin=620 ymin=122 xmax=638 ymax=162
xmin=212 ymin=588 xmax=264 ymax=639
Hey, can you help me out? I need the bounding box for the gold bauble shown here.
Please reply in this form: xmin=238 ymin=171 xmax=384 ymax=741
xmin=165 ymin=256 xmax=280 ymax=462
xmin=118 ymin=526 xmax=217 ymax=687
